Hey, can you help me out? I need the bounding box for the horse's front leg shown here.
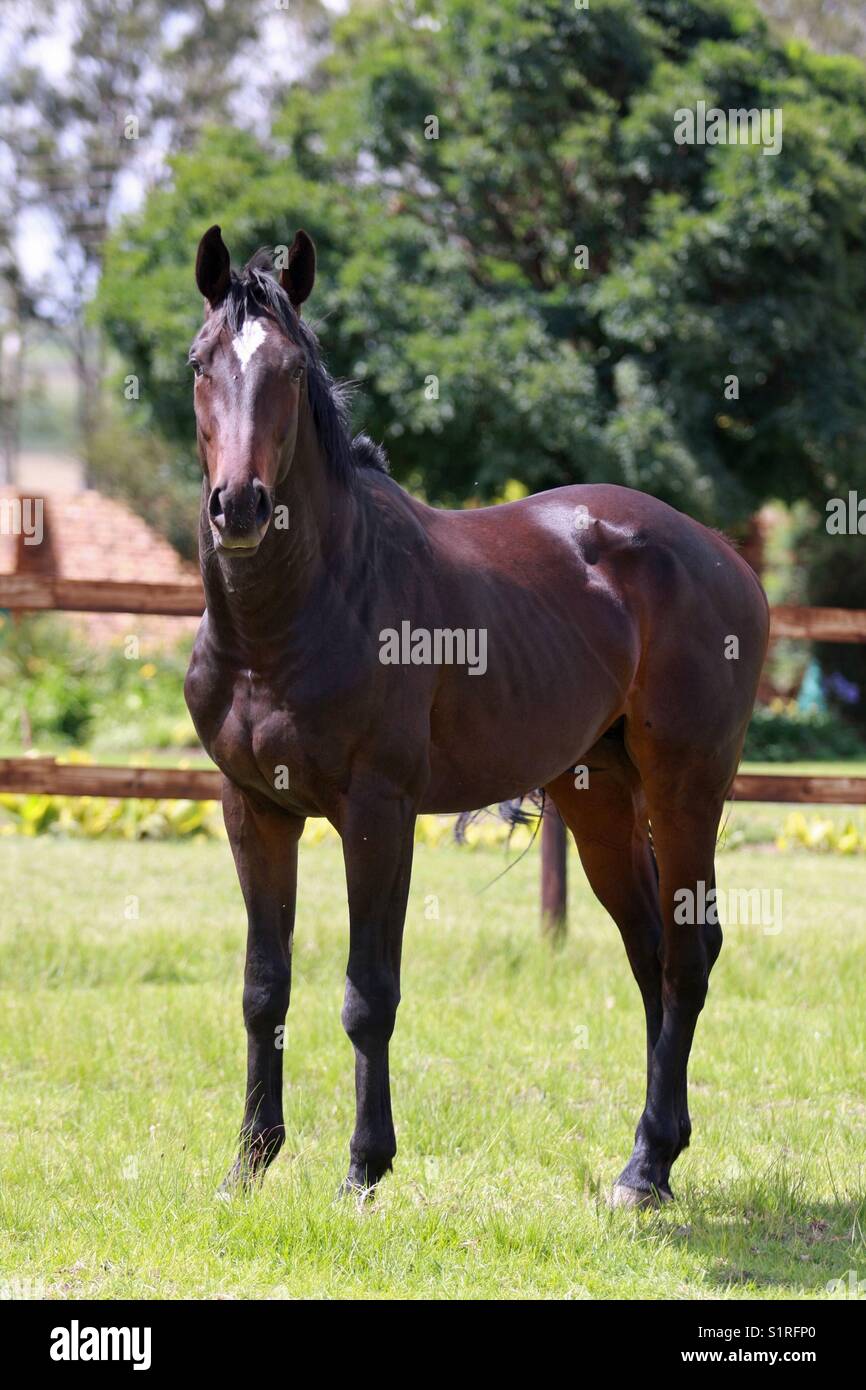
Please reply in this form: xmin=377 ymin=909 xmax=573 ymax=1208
xmin=339 ymin=775 xmax=417 ymax=1193
xmin=222 ymin=779 xmax=304 ymax=1189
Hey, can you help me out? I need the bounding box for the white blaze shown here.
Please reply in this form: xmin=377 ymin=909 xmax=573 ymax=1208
xmin=232 ymin=318 xmax=267 ymax=372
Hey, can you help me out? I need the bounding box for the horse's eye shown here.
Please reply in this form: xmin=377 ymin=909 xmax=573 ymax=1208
xmin=292 ymin=363 xmax=304 ymax=382
xmin=189 ymin=357 xmax=203 ymax=378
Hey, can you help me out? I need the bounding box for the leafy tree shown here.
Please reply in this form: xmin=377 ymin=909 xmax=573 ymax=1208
xmin=98 ymin=0 xmax=866 ymax=528
xmin=0 ymin=0 xmax=298 ymax=474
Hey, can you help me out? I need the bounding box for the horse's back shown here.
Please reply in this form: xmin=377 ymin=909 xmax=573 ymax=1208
xmin=424 ymin=480 xmax=767 ymax=650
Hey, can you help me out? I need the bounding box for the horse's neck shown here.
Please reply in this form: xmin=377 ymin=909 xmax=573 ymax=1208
xmin=199 ymin=425 xmax=356 ymax=660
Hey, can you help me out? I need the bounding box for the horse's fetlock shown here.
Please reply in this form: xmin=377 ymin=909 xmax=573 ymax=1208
xmin=241 ymin=1122 xmax=285 ymax=1170
xmin=638 ymin=1104 xmax=681 ymax=1162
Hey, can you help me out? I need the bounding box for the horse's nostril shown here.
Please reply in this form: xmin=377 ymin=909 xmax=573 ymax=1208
xmin=208 ymin=487 xmax=225 ymax=525
xmin=254 ymin=482 xmax=272 ymax=530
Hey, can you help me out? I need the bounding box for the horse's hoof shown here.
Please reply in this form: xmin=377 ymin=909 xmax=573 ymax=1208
xmin=218 ymin=1160 xmax=261 ymax=1196
xmin=610 ymin=1181 xmax=674 ymax=1209
xmin=336 ymin=1155 xmax=392 ymax=1201
xmin=335 ymin=1177 xmax=376 ymax=1203
xmin=217 ymin=1169 xmax=245 ymax=1198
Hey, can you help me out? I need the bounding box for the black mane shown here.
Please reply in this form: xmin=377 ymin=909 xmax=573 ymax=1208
xmin=217 ymin=249 xmax=388 ymax=486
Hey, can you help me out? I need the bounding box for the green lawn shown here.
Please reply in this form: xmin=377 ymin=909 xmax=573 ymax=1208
xmin=0 ymin=838 xmax=863 ymax=1300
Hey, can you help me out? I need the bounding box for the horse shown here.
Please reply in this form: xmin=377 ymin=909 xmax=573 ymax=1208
xmin=184 ymin=224 xmax=769 ymax=1206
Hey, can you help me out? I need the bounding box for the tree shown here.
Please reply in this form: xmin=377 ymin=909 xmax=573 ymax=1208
xmin=0 ymin=152 xmax=28 ymax=485
xmin=98 ymin=0 xmax=866 ymax=528
xmin=0 ymin=0 xmax=301 ymax=477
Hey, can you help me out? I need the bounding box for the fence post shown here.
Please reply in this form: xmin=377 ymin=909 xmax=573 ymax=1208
xmin=541 ymin=803 xmax=568 ymax=942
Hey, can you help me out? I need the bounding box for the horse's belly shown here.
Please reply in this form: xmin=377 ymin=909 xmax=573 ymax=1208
xmin=418 ymin=554 xmax=639 ymax=811
xmin=422 ymin=677 xmax=622 ymax=813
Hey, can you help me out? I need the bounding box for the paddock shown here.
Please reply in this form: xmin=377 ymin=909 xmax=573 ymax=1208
xmin=0 ymin=832 xmax=861 ymax=1299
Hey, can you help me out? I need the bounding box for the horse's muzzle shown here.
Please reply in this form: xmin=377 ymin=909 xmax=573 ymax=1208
xmin=209 ymin=479 xmax=273 ymax=552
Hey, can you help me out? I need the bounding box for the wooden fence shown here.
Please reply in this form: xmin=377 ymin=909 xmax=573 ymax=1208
xmin=1 ymin=757 xmax=865 ymax=807
xmin=2 ymin=574 xmax=865 ymax=936
xmin=0 ymin=574 xmax=204 ymax=617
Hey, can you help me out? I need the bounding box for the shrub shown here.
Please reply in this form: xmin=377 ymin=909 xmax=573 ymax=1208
xmin=777 ymin=812 xmax=866 ymax=854
xmin=743 ymin=700 xmax=866 ymax=762
xmin=0 ymin=615 xmax=195 ymax=753
xmin=0 ymin=793 xmax=223 ymax=840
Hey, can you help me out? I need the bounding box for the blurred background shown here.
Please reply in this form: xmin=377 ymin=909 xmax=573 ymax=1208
xmin=1 ymin=0 xmax=866 ymax=783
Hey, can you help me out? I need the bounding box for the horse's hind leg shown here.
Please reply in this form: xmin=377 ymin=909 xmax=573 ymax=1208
xmin=546 ymin=736 xmax=665 ymax=1154
xmin=609 ymin=742 xmax=729 ymax=1206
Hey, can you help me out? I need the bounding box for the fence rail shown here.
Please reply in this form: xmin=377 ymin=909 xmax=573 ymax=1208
xmin=2 ymin=576 xmax=866 ymax=641
xmin=1 ymin=758 xmax=865 ymax=806
xmin=0 ymin=758 xmax=220 ymax=800
xmin=768 ymin=604 xmax=866 ymax=643
xmin=0 ymin=574 xmax=204 ymax=617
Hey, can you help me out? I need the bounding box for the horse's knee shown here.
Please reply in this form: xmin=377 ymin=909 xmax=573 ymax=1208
xmin=243 ymin=965 xmax=291 ymax=1035
xmin=342 ymin=970 xmax=400 ymax=1050
xmin=626 ymin=924 xmax=664 ymax=993
xmin=662 ymin=957 xmax=710 ymax=1016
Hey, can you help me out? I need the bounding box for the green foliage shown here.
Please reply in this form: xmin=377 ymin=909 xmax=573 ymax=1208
xmin=0 ymin=615 xmax=195 ymax=753
xmin=777 ymin=809 xmax=866 ymax=853
xmin=0 ymin=793 xmax=221 ymax=840
xmin=0 ymin=616 xmax=97 ymax=744
xmin=98 ymin=0 xmax=866 ymax=519
xmin=5 ymin=791 xmax=866 ymax=855
xmin=743 ymin=699 xmax=866 ymax=761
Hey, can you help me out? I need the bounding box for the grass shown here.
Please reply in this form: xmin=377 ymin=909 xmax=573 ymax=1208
xmin=0 ymin=837 xmax=863 ymax=1300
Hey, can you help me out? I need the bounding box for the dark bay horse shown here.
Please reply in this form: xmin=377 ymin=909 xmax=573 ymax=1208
xmin=184 ymin=225 xmax=769 ymax=1206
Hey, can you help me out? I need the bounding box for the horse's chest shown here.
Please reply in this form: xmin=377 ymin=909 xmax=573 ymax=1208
xmin=193 ymin=665 xmax=335 ymax=815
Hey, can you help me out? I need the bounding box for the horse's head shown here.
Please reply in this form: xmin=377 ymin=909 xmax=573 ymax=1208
xmin=190 ymin=224 xmax=316 ymax=555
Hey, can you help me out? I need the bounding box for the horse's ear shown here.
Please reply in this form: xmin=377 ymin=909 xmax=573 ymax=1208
xmin=280 ymin=229 xmax=316 ymax=309
xmin=195 ymin=225 xmax=231 ymax=307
